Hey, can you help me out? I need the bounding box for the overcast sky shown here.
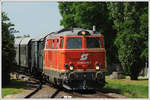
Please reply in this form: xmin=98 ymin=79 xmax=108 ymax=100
xmin=2 ymin=2 xmax=63 ymax=37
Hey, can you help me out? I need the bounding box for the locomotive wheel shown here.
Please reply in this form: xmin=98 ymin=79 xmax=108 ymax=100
xmin=54 ymin=78 xmax=62 ymax=88
xmin=53 ymin=78 xmax=58 ymax=88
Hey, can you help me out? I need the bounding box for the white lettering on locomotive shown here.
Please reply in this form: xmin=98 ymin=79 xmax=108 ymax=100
xmin=77 ymin=61 xmax=90 ymax=64
xmin=80 ymin=54 xmax=88 ymax=61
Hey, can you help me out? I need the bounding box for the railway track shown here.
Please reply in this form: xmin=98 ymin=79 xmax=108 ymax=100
xmin=49 ymin=89 xmax=61 ymax=98
xmin=11 ymin=73 xmax=43 ymax=98
xmin=11 ymin=73 xmax=124 ymax=98
xmin=23 ymin=82 xmax=122 ymax=98
xmin=63 ymin=89 xmax=116 ymax=98
xmin=24 ymin=83 xmax=42 ymax=98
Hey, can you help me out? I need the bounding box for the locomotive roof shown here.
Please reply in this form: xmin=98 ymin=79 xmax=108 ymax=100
xmin=47 ymin=28 xmax=103 ymax=37
xmin=15 ymin=38 xmax=24 ymax=45
xmin=20 ymin=37 xmax=32 ymax=45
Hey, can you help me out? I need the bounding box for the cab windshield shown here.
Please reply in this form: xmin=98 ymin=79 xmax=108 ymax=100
xmin=67 ymin=37 xmax=82 ymax=49
xmin=86 ymin=37 xmax=101 ymax=48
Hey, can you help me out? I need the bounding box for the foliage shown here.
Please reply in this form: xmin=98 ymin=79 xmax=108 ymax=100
xmin=107 ymin=2 xmax=148 ymax=80
xmin=105 ymin=76 xmax=148 ymax=98
xmin=59 ymin=2 xmax=118 ymax=64
xmin=59 ymin=2 xmax=148 ymax=80
xmin=2 ymin=12 xmax=16 ymax=86
xmin=115 ymin=34 xmax=144 ymax=78
xmin=139 ymin=7 xmax=148 ymax=61
xmin=16 ymin=34 xmax=30 ymax=38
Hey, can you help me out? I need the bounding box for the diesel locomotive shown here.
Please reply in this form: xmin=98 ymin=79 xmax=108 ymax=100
xmin=15 ymin=28 xmax=106 ymax=90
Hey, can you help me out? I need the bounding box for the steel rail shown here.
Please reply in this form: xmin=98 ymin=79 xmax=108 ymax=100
xmin=24 ymin=83 xmax=42 ymax=98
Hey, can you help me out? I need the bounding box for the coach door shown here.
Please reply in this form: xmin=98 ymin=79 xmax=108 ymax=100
xmin=31 ymin=41 xmax=38 ymax=71
xmin=38 ymin=39 xmax=44 ymax=71
xmin=28 ymin=42 xmax=32 ymax=69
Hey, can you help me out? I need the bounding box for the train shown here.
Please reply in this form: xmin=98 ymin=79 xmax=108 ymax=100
xmin=15 ymin=28 xmax=106 ymax=90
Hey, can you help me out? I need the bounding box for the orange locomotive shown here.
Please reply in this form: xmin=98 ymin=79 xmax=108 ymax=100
xmin=43 ymin=28 xmax=106 ymax=90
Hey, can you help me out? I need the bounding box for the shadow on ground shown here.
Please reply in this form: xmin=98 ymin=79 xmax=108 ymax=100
xmin=3 ymin=79 xmax=39 ymax=90
xmin=63 ymin=87 xmax=121 ymax=95
xmin=97 ymin=87 xmax=121 ymax=94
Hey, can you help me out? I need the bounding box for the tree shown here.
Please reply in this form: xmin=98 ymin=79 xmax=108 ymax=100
xmin=108 ymin=2 xmax=148 ymax=80
xmin=59 ymin=2 xmax=148 ymax=80
xmin=139 ymin=7 xmax=148 ymax=62
xmin=16 ymin=34 xmax=30 ymax=38
xmin=2 ymin=12 xmax=16 ymax=86
xmin=58 ymin=2 xmax=118 ymax=65
xmin=115 ymin=33 xmax=144 ymax=80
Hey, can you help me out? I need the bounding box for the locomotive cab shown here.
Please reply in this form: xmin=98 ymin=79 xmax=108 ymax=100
xmin=43 ymin=29 xmax=106 ymax=90
xmin=62 ymin=35 xmax=106 ymax=89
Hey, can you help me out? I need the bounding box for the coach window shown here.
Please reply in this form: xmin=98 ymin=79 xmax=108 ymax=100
xmin=86 ymin=37 xmax=101 ymax=48
xmin=52 ymin=40 xmax=55 ymax=49
xmin=56 ymin=39 xmax=59 ymax=49
xmin=67 ymin=38 xmax=82 ymax=49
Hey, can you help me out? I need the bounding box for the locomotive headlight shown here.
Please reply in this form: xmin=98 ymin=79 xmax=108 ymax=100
xmin=69 ymin=66 xmax=74 ymax=71
xmin=96 ymin=65 xmax=100 ymax=71
xmin=82 ymin=31 xmax=86 ymax=35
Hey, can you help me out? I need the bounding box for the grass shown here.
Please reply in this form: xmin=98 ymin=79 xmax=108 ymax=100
xmin=104 ymin=76 xmax=148 ymax=98
xmin=2 ymin=79 xmax=26 ymax=98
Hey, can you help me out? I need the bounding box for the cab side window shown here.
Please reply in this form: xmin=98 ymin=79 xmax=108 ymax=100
xmin=54 ymin=39 xmax=57 ymax=49
xmin=60 ymin=38 xmax=64 ymax=48
xmin=48 ymin=39 xmax=52 ymax=48
xmin=52 ymin=40 xmax=55 ymax=49
xmin=56 ymin=39 xmax=59 ymax=49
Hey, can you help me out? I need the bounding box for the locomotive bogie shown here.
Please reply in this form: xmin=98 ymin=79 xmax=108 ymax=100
xmin=43 ymin=68 xmax=105 ymax=90
xmin=70 ymin=71 xmax=105 ymax=90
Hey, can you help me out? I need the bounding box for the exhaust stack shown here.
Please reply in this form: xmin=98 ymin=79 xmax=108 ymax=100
xmin=93 ymin=25 xmax=96 ymax=32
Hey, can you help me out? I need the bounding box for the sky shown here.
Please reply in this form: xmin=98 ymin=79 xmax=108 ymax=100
xmin=2 ymin=2 xmax=63 ymax=37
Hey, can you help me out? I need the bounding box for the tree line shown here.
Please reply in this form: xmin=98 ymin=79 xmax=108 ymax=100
xmin=58 ymin=2 xmax=148 ymax=80
xmin=2 ymin=12 xmax=16 ymax=86
xmin=2 ymin=12 xmax=31 ymax=86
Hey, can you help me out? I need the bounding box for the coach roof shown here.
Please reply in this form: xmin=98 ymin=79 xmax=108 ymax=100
xmin=20 ymin=37 xmax=32 ymax=45
xmin=15 ymin=38 xmax=24 ymax=45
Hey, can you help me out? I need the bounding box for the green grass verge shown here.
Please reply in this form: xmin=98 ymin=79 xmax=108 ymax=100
xmin=104 ymin=76 xmax=148 ymax=98
xmin=2 ymin=80 xmax=26 ymax=98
